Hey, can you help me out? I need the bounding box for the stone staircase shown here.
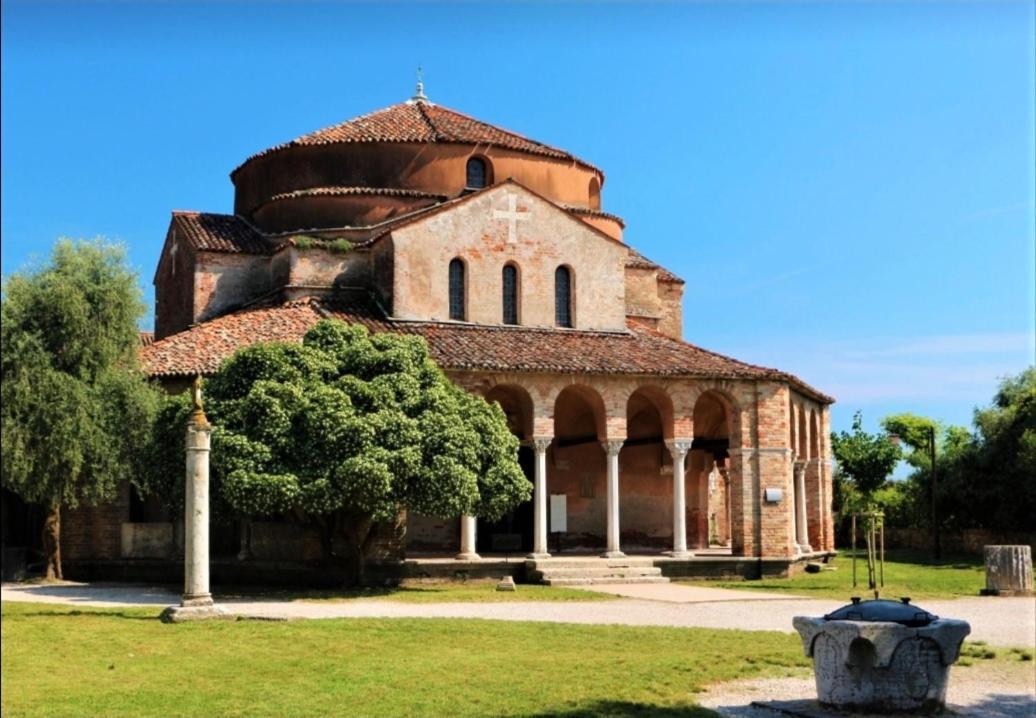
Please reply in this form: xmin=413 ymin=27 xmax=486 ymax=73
xmin=527 ymin=557 xmax=670 ymax=586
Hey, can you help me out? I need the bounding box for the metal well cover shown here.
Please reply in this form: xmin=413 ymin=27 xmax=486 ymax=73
xmin=823 ymin=597 xmax=938 ymax=627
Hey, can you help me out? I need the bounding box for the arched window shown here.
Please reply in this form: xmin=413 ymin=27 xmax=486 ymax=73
xmin=588 ymin=177 xmax=601 ymax=209
xmin=466 ymin=157 xmax=487 ymax=189
xmin=555 ymin=266 xmax=573 ymax=328
xmin=448 ymin=259 xmax=466 ymax=321
xmin=502 ymin=264 xmax=519 ymax=325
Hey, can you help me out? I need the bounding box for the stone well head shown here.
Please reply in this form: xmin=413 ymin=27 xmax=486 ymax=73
xmin=793 ymin=597 xmax=970 ymax=713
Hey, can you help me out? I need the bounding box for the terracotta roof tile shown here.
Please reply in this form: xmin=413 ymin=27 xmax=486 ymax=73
xmin=140 ymin=293 xmax=831 ymax=402
xmin=172 ymin=212 xmax=273 ymax=255
xmin=139 ymin=331 xmax=155 ymax=347
xmin=626 ymin=248 xmax=684 ymax=284
xmin=233 ymin=101 xmax=602 ymax=178
xmin=266 ymin=186 xmax=447 ymax=203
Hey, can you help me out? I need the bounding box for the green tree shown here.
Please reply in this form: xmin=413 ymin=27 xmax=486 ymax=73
xmin=144 ymin=320 xmax=530 ymax=583
xmin=831 ymin=411 xmax=901 ymax=497
xmin=1 ymin=239 xmax=159 ymax=579
xmin=955 ymin=368 xmax=1036 ymax=531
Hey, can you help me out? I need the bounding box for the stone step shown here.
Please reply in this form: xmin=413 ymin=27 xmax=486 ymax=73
xmin=543 ymin=576 xmax=671 ymax=586
xmin=526 ymin=557 xmax=658 ymax=570
xmin=532 ymin=566 xmax=663 ymax=579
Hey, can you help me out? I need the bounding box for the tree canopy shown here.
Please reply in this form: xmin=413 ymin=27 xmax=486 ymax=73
xmin=830 ymin=411 xmax=901 ymax=497
xmin=144 ymin=319 xmax=530 ymax=580
xmin=1 ymin=239 xmax=159 ymax=578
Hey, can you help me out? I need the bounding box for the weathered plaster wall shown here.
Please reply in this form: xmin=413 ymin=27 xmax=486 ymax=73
xmin=154 ymin=227 xmax=196 ymax=339
xmin=194 ymin=252 xmax=273 ymax=324
xmin=285 ymin=246 xmax=370 ymax=288
xmin=389 ymin=185 xmax=627 ymax=331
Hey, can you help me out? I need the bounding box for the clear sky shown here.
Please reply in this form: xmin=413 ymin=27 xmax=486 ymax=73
xmin=2 ymin=1 xmax=1033 ymax=438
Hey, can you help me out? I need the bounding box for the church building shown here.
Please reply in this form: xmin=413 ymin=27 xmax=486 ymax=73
xmin=65 ymin=83 xmax=836 ymax=580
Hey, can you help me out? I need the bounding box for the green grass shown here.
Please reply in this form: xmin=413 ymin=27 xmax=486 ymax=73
xmin=683 ymin=550 xmax=1005 ymax=600
xmin=1 ymin=601 xmax=810 ymax=717
xmin=216 ymin=580 xmax=616 ymax=603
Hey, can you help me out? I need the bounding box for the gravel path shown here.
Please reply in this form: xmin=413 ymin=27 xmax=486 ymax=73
xmin=699 ymin=661 xmax=1036 ymax=718
xmin=3 ymin=581 xmax=1034 ymax=649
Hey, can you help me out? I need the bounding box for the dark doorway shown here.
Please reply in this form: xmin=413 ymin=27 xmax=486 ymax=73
xmin=477 ymin=446 xmax=534 ymax=554
xmin=1 ymin=488 xmax=44 ymax=579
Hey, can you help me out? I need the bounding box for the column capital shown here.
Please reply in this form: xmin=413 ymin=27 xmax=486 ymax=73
xmin=665 ymin=438 xmax=694 ymax=455
xmin=532 ymin=437 xmax=553 ymax=452
xmin=601 ymin=439 xmax=624 ymax=456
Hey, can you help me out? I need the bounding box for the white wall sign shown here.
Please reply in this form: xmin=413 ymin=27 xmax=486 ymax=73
xmin=549 ymin=494 xmax=568 ymax=533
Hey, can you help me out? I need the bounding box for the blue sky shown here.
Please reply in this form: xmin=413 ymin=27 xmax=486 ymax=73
xmin=2 ymin=1 xmax=1033 ymax=438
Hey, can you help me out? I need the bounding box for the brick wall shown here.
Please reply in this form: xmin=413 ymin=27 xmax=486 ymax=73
xmin=62 ymin=483 xmax=131 ymax=561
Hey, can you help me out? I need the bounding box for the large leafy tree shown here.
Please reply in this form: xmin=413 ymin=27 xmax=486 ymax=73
xmin=1 ymin=240 xmax=159 ymax=579
xmin=144 ymin=320 xmax=530 ymax=583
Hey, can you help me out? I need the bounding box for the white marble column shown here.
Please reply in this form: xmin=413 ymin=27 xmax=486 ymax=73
xmin=456 ymin=515 xmax=480 ymax=560
xmin=529 ymin=438 xmax=552 ymax=558
xmin=665 ymin=439 xmax=692 ymax=557
xmin=794 ymin=461 xmax=811 ymax=552
xmin=602 ymin=439 xmax=625 ymax=558
xmin=183 ymin=421 xmax=213 ymax=603
xmin=161 ymin=382 xmax=228 ymax=622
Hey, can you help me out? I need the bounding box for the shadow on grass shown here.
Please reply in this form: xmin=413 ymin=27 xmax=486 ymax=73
xmin=15 ymin=609 xmax=157 ymax=621
xmin=515 ymin=702 xmax=715 ymax=718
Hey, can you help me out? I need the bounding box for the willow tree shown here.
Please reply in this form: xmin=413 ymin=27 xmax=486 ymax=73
xmin=1 ymin=239 xmax=159 ymax=579
xmin=144 ymin=319 xmax=530 ymax=583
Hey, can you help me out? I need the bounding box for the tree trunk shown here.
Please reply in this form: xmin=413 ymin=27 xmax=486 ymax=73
xmin=340 ymin=514 xmax=374 ymax=587
xmin=42 ymin=503 xmax=62 ymax=580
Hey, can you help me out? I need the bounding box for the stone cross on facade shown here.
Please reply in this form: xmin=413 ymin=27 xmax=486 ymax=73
xmin=492 ymin=194 xmax=527 ymax=244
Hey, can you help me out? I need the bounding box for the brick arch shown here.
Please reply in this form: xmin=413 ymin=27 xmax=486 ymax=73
xmin=625 ymin=384 xmax=675 ymax=441
xmin=797 ymin=402 xmax=808 ymax=458
xmin=553 ymin=383 xmax=608 ymax=441
xmin=809 ymin=408 xmax=820 ymax=460
xmin=685 ymin=382 xmax=743 ymax=448
xmin=484 ymin=383 xmax=535 ymax=441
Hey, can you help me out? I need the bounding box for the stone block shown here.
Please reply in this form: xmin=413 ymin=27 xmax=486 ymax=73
xmin=981 ymin=545 xmax=1033 ymax=596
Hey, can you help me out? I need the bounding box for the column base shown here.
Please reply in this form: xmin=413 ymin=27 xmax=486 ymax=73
xmin=664 ymin=550 xmax=692 ymax=559
xmin=601 ymin=550 xmax=626 ymax=558
xmin=455 ymin=552 xmax=481 ymax=561
xmin=160 ymin=603 xmax=231 ymax=623
xmin=796 ymin=544 xmax=814 ymax=554
xmin=527 ymin=552 xmax=551 ymax=560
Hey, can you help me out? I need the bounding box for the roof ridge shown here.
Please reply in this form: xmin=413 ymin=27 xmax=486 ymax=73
xmin=414 ymin=100 xmax=447 ymax=141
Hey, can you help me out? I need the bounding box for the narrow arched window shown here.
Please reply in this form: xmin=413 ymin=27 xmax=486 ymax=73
xmin=502 ymin=264 xmax=519 ymax=325
xmin=588 ymin=177 xmax=601 ymax=209
xmin=466 ymin=157 xmax=487 ymax=189
xmin=448 ymin=259 xmax=466 ymax=321
xmin=555 ymin=266 xmax=572 ymax=328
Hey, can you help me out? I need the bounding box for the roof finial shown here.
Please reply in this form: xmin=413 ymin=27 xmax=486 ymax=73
xmin=412 ymin=66 xmax=427 ymax=102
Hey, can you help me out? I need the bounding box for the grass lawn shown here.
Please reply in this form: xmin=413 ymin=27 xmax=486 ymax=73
xmin=1 ymin=601 xmax=810 ymax=718
xmin=683 ymin=550 xmax=1006 ymax=600
xmin=216 ymin=580 xmax=614 ymax=604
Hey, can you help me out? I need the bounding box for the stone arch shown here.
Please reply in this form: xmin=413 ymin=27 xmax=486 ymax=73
xmin=484 ymin=383 xmax=535 ymax=441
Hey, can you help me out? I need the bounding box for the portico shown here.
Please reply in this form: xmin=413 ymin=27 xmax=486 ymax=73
xmin=443 ymin=372 xmax=836 ymax=564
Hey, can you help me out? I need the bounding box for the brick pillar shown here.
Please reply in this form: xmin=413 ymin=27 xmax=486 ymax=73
xmin=726 ymin=448 xmax=755 ymax=557
xmin=758 ymin=448 xmax=795 ymax=558
xmin=806 ymin=458 xmax=823 ymax=550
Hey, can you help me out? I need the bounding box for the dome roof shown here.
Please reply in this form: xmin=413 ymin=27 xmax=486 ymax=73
xmin=231 ymin=99 xmax=602 ymax=179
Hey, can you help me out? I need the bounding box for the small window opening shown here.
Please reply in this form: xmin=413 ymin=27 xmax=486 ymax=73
xmin=449 ymin=259 xmax=466 ymax=321
xmin=502 ymin=264 xmax=519 ymax=325
xmin=466 ymin=157 xmax=487 ymax=189
xmin=555 ymin=266 xmax=573 ymax=328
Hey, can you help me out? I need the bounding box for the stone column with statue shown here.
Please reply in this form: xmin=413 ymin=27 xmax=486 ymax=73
xmin=161 ymin=377 xmax=229 ymax=623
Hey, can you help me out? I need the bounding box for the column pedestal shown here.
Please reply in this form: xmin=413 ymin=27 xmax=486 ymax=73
xmin=601 ymin=440 xmax=625 ymax=558
xmin=456 ymin=514 xmax=480 ymax=560
xmin=528 ymin=438 xmax=552 ymax=559
xmin=794 ymin=461 xmax=812 ymax=554
xmin=665 ymin=440 xmax=692 ymax=558
xmin=161 ymin=394 xmax=229 ymax=623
